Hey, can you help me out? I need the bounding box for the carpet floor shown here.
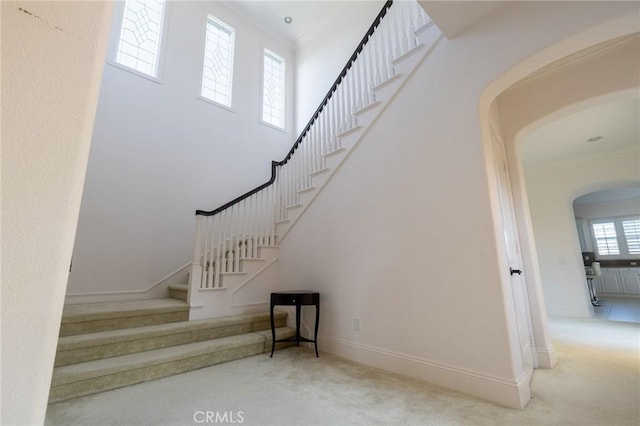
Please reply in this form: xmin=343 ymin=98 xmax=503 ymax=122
xmin=45 ymin=317 xmax=640 ymax=426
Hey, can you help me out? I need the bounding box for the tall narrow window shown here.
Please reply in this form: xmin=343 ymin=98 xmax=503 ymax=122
xmin=592 ymin=222 xmax=620 ymax=256
xmin=116 ymin=0 xmax=167 ymax=78
xmin=262 ymin=49 xmax=286 ymax=129
xmin=622 ymin=219 xmax=640 ymax=254
xmin=201 ymin=16 xmax=235 ymax=107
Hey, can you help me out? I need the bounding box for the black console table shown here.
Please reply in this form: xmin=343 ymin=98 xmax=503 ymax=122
xmin=270 ymin=291 xmax=320 ymax=357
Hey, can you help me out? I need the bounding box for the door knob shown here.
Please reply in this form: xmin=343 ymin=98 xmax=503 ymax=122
xmin=510 ymin=268 xmax=523 ymax=276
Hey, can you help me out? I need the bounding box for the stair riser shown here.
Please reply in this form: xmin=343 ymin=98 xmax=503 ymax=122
xmin=55 ymin=317 xmax=286 ymax=366
xmin=49 ymin=338 xmax=295 ymax=404
xmin=168 ymin=288 xmax=188 ymax=302
xmin=60 ymin=311 xmax=189 ymax=337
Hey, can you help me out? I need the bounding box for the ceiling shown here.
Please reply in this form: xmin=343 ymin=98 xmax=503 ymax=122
xmin=519 ymin=96 xmax=640 ymax=168
xmin=517 ymin=33 xmax=640 ymax=205
xmin=226 ymin=1 xmax=508 ymax=49
xmin=418 ymin=1 xmax=506 ymax=38
xmin=225 ymin=1 xmax=346 ymax=48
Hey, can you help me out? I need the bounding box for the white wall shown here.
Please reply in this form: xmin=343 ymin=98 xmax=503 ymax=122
xmin=294 ymin=1 xmax=382 ymax=134
xmin=497 ymin=32 xmax=640 ymax=318
xmin=279 ymin=0 xmax=638 ymax=408
xmin=525 ymin=149 xmax=640 ymax=316
xmin=1 ymin=1 xmax=113 ymax=423
xmin=68 ymin=1 xmax=295 ymax=296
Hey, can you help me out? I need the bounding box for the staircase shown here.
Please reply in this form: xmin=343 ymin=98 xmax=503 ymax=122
xmin=49 ymin=1 xmax=442 ymax=403
xmin=187 ymin=0 xmax=442 ymax=320
xmin=50 ymin=298 xmax=294 ymax=403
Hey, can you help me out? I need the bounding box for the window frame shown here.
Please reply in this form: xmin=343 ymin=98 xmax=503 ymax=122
xmin=109 ymin=0 xmax=170 ymax=83
xmin=260 ymin=48 xmax=286 ymax=131
xmin=589 ymin=215 xmax=640 ymax=259
xmin=198 ymin=14 xmax=236 ymax=110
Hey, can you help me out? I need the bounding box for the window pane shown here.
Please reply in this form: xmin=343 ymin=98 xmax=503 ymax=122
xmin=592 ymin=222 xmax=620 ymax=255
xmin=262 ymin=50 xmax=285 ymax=128
xmin=201 ymin=16 xmax=235 ymax=107
xmin=116 ymin=0 xmax=166 ymax=78
xmin=623 ymin=219 xmax=640 ymax=254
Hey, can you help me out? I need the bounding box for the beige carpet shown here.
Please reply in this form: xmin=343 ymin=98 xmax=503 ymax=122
xmin=46 ymin=317 xmax=640 ymax=426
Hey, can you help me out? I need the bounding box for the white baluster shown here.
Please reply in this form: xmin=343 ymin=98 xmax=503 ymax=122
xmin=401 ymin=2 xmax=410 ymax=53
xmin=312 ymin=120 xmax=319 ymax=171
xmin=246 ymin=196 xmax=254 ymax=258
xmin=204 ymin=216 xmax=213 ymax=289
xmin=344 ymin=74 xmax=351 ymax=130
xmin=270 ymin=185 xmax=276 ymax=245
xmin=366 ymin=39 xmax=376 ymax=102
xmin=217 ymin=210 xmax=225 ymax=275
xmin=249 ymin=194 xmax=256 ymax=258
xmin=233 ymin=204 xmax=241 ymax=272
xmin=214 ymin=214 xmax=221 ymax=288
xmin=226 ymin=242 xmax=234 ymax=272
xmin=258 ymin=191 xmax=266 ymax=246
xmin=354 ymin=53 xmax=363 ymax=111
xmin=251 ymin=193 xmax=260 ymax=259
xmin=238 ymin=199 xmax=245 ymax=259
xmin=374 ymin=32 xmax=384 ymax=84
xmin=382 ymin=13 xmax=394 ymax=77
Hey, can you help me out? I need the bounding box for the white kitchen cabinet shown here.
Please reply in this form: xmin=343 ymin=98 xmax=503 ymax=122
xmin=618 ymin=268 xmax=640 ymax=294
xmin=600 ymin=268 xmax=622 ymax=293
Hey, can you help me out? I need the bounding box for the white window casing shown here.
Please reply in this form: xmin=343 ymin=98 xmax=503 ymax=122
xmin=115 ymin=0 xmax=167 ymax=79
xmin=261 ymin=49 xmax=286 ymax=129
xmin=200 ymin=16 xmax=235 ymax=108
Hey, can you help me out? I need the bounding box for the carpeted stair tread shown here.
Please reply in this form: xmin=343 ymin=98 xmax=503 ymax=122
xmin=52 ymin=327 xmax=295 ymax=386
xmin=61 ymin=298 xmax=188 ymax=323
xmin=57 ymin=311 xmax=286 ymax=350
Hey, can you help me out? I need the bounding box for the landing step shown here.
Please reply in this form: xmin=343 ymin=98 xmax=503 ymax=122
xmin=55 ymin=311 xmax=287 ymax=366
xmin=60 ymin=298 xmax=189 ymax=337
xmin=49 ymin=327 xmax=295 ymax=404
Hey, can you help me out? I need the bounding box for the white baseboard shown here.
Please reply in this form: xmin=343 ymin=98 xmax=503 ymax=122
xmin=546 ymin=303 xmax=592 ymax=318
xmin=598 ymin=292 xmax=640 ymax=299
xmin=65 ymin=262 xmax=190 ymax=304
xmin=536 ymin=344 xmax=557 ymax=369
xmin=319 ymin=336 xmax=530 ymax=409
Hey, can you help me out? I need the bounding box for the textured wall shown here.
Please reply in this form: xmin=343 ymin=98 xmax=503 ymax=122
xmin=1 ymin=1 xmax=113 ymax=423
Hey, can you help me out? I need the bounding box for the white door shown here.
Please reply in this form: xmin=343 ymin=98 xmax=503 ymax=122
xmin=491 ymin=129 xmax=535 ymax=381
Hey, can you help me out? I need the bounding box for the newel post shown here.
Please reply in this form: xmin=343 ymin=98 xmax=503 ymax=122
xmin=188 ymin=215 xmax=203 ymax=309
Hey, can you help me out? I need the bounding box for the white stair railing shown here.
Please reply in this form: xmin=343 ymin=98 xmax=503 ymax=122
xmin=189 ymin=0 xmax=431 ymax=295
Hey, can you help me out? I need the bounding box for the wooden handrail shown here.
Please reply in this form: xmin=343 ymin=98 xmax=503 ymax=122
xmin=196 ymin=0 xmax=393 ymax=216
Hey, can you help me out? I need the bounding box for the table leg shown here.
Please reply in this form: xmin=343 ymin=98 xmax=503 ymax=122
xmin=295 ymin=303 xmax=301 ymax=346
xmin=270 ymin=302 xmax=276 ymax=357
xmin=314 ymin=300 xmax=320 ymax=357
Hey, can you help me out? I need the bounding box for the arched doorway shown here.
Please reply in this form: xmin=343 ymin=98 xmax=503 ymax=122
xmin=479 ymin=25 xmax=639 ymax=370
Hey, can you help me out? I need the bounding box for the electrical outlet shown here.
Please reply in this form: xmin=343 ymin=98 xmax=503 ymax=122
xmin=353 ymin=318 xmax=360 ymax=331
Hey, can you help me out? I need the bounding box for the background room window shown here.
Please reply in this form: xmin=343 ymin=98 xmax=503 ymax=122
xmin=201 ymin=16 xmax=235 ymax=107
xmin=262 ymin=49 xmax=285 ymax=129
xmin=116 ymin=0 xmax=167 ymax=78
xmin=622 ymin=219 xmax=640 ymax=254
xmin=590 ymin=216 xmax=640 ymax=257
xmin=592 ymin=222 xmax=620 ymax=256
